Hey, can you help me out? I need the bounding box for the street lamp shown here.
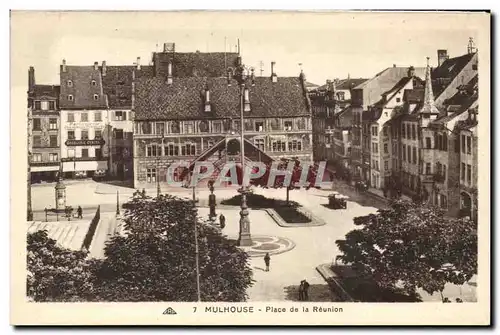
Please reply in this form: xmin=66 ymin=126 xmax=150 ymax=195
xmin=229 ymin=53 xmax=253 ymax=247
xmin=192 ymin=180 xmax=201 ymax=301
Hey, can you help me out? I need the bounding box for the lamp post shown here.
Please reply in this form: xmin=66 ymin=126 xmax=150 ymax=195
xmin=229 ymin=53 xmax=253 ymax=247
xmin=192 ymin=183 xmax=201 ymax=301
xmin=116 ymin=190 xmax=120 ymax=216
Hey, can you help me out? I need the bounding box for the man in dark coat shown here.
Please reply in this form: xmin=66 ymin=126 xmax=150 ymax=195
xmin=219 ymin=214 xmax=226 ymax=229
xmin=77 ymin=206 xmax=83 ymax=219
xmin=298 ymin=281 xmax=305 ymax=301
xmin=264 ymin=253 xmax=270 ymax=272
xmin=302 ymin=279 xmax=310 ymax=301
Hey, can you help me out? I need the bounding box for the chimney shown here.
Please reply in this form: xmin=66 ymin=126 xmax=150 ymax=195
xmin=393 ymin=64 xmax=396 ymax=68
xmin=437 ymin=50 xmax=448 ymax=67
xmin=326 ymin=80 xmax=333 ymax=92
xmin=136 ymin=57 xmax=141 ymax=70
xmin=28 ymin=66 xmax=35 ymax=93
xmin=61 ymin=59 xmax=66 ymax=73
xmin=94 ymin=61 xmax=99 ymax=71
xmin=204 ymin=87 xmax=211 ymax=112
xmin=271 ymin=61 xmax=277 ymax=83
xmin=407 ymin=66 xmax=415 ymax=78
xmin=251 ymin=68 xmax=255 ymax=86
xmin=166 ymin=62 xmax=173 ymax=84
xmin=102 ymin=61 xmax=107 ymax=76
xmin=131 ymin=69 xmax=136 ymax=109
xmin=163 ymin=43 xmax=168 ymax=52
xmin=243 ymin=88 xmax=251 ymax=112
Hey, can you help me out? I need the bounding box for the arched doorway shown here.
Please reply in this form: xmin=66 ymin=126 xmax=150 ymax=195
xmin=460 ymin=192 xmax=472 ymax=218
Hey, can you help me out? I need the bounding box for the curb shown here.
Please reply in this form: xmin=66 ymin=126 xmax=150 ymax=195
xmin=315 ymin=263 xmax=355 ymax=302
xmin=264 ymin=208 xmax=326 ymax=228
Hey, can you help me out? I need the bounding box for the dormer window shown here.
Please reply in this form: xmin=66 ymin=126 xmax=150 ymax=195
xmin=91 ymin=80 xmax=97 ymax=86
xmin=68 ymin=95 xmax=74 ymax=101
xmin=67 ymin=80 xmax=73 ymax=87
xmin=93 ymin=94 xmax=99 ymax=100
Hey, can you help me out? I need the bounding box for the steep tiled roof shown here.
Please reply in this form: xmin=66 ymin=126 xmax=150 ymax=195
xmin=32 ymin=85 xmax=60 ymax=98
xmin=316 ymin=78 xmax=368 ymax=91
xmin=431 ymin=53 xmax=476 ymax=97
xmin=431 ymin=97 xmax=477 ymax=125
xmin=134 ymin=76 xmax=310 ymax=120
xmin=153 ymin=52 xmax=239 ymax=78
xmin=101 ymin=65 xmax=154 ymax=109
xmin=336 ymin=78 xmax=369 ymax=90
xmin=443 ymin=75 xmax=478 ymax=107
xmin=60 ymin=66 xmax=107 ymax=109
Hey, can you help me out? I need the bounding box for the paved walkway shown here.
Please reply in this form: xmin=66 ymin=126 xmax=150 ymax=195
xmin=89 ymin=213 xmax=119 ymax=259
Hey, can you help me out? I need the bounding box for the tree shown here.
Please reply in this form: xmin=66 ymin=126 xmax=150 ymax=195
xmin=91 ymin=192 xmax=254 ymax=302
xmin=250 ymin=157 xmax=319 ymax=205
xmin=335 ymin=200 xmax=477 ymax=300
xmin=27 ymin=230 xmax=99 ymax=302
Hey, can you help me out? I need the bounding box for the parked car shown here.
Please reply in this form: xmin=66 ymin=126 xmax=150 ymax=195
xmin=328 ymin=192 xmax=348 ymax=209
xmin=74 ymin=171 xmax=87 ymax=179
xmin=92 ymin=169 xmax=107 ymax=181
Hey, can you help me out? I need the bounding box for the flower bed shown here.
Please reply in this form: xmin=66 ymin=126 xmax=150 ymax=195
xmin=221 ymin=193 xmax=300 ymax=209
xmin=273 ymin=206 xmax=311 ymax=224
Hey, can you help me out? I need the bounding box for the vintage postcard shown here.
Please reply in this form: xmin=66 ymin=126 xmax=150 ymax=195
xmin=10 ymin=10 xmax=490 ymax=326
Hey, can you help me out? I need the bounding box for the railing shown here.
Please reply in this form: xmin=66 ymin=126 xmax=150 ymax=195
xmin=81 ymin=205 xmax=100 ymax=251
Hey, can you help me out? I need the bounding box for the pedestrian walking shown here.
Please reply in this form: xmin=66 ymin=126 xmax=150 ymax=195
xmin=77 ymin=206 xmax=83 ymax=219
xmin=298 ymin=280 xmax=305 ymax=301
xmin=219 ymin=213 xmax=226 ymax=229
xmin=303 ymin=279 xmax=310 ymax=301
xmin=264 ymin=253 xmax=270 ymax=272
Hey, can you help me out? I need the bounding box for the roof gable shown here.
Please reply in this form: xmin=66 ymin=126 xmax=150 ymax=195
xmin=60 ymin=66 xmax=107 ymax=109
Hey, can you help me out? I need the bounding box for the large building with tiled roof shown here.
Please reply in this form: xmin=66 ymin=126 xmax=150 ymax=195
xmin=27 ymin=66 xmax=61 ymax=183
xmin=132 ymin=48 xmax=313 ymax=189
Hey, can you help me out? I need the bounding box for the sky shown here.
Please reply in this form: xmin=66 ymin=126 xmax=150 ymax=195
xmin=11 ymin=11 xmax=483 ymax=88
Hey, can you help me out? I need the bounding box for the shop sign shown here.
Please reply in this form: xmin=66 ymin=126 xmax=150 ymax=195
xmin=65 ymin=139 xmax=105 ymax=146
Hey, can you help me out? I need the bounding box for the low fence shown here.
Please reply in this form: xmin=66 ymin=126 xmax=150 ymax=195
xmin=81 ymin=205 xmax=100 ymax=251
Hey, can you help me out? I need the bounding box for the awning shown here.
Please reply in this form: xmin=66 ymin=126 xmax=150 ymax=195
xmin=31 ymin=165 xmax=60 ymax=172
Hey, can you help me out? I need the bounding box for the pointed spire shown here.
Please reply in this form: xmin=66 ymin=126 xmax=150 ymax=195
xmin=421 ymin=57 xmax=439 ymax=115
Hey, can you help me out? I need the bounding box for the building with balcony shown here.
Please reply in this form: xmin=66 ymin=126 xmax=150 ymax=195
xmin=27 ymin=67 xmax=61 ymax=183
xmin=132 ymin=47 xmax=313 ymax=189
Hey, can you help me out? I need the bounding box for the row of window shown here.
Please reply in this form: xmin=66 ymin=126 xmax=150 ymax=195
xmin=401 ymin=144 xmax=418 ymax=165
xmin=32 ymin=135 xmax=57 ymax=148
xmin=67 ymin=130 xmax=103 ymax=140
xmin=66 ymin=79 xmax=97 ymax=87
xmin=145 ymin=144 xmax=197 ymax=157
xmin=145 ymin=168 xmax=183 ymax=183
xmin=137 ymin=119 xmax=307 ymax=135
xmin=67 ymin=111 xmax=103 ymax=122
xmin=66 ymin=94 xmax=100 ymax=102
xmin=461 ymin=135 xmax=473 ymax=155
xmin=401 ymin=123 xmax=418 ymax=140
xmin=31 ymin=153 xmax=58 ymax=162
xmin=67 ymin=148 xmax=102 ymax=159
xmin=33 ymin=100 xmax=56 ymax=111
xmin=32 ymin=118 xmax=57 ymax=131
xmin=461 ymin=163 xmax=473 ymax=185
